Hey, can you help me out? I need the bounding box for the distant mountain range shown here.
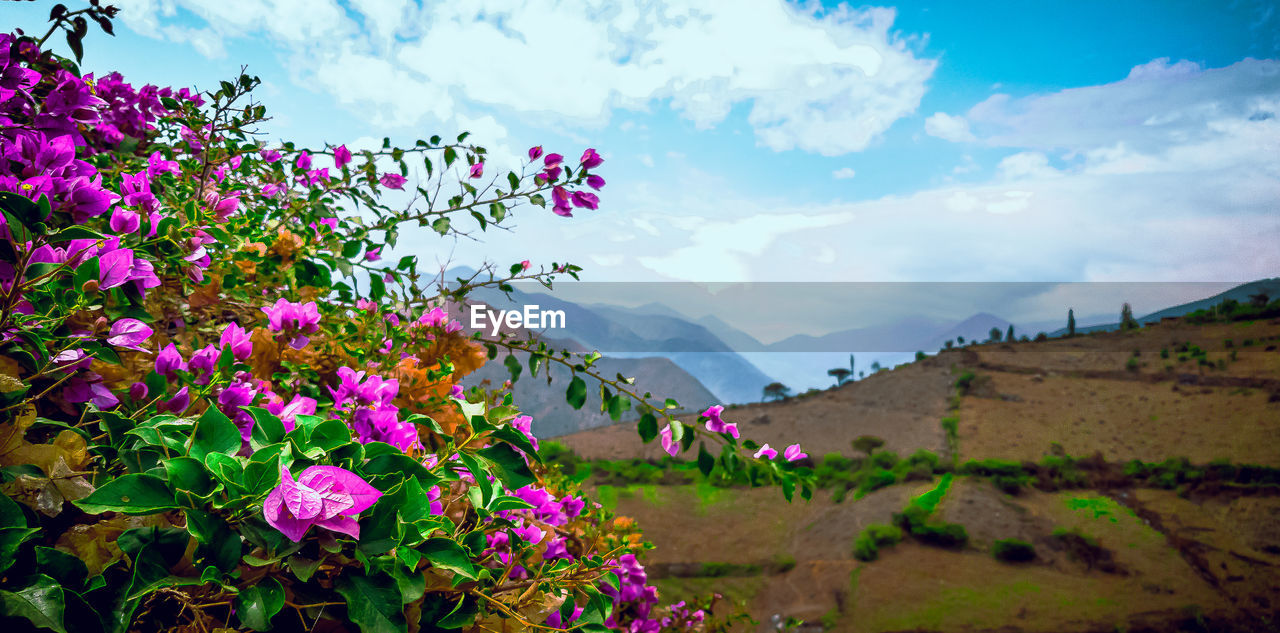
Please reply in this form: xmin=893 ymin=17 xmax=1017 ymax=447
xmin=456 ymin=273 xmax=775 ymax=405
xmin=443 ymin=268 xmax=1280 ymax=436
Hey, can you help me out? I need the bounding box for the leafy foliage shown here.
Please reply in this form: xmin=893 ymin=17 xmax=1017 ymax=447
xmin=0 ymin=16 xmax=813 ymax=633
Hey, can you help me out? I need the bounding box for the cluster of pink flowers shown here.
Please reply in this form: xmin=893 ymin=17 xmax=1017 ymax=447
xmin=658 ymin=404 xmax=808 ymax=464
xmin=529 ymin=147 xmax=606 ymax=217
xmin=484 ymin=482 xmax=586 ymax=576
xmin=327 ymin=366 xmax=420 ymax=451
xmin=262 ymin=298 xmax=321 ymax=349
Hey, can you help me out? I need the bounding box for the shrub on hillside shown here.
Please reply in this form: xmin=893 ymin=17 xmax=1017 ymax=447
xmin=853 ymin=523 xmax=903 ymax=562
xmin=911 ymin=522 xmax=969 ymax=548
xmin=992 ymin=538 xmax=1037 ymax=562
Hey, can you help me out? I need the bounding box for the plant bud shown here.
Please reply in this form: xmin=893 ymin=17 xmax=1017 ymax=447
xmin=80 ymin=279 xmax=99 ymax=294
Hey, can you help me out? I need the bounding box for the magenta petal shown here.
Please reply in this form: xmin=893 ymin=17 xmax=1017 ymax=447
xmin=315 ymin=515 xmax=360 ymax=539
xmin=301 ymin=466 xmax=382 ymax=514
xmin=279 ymin=467 xmax=323 ymax=519
xmin=264 ymin=487 xmax=312 ymax=542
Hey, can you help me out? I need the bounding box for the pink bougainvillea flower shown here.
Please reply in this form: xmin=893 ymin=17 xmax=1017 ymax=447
xmin=469 ymin=162 xmax=484 ymax=179
xmin=579 ymin=148 xmax=603 ymax=169
xmin=161 ymin=386 xmax=190 ymax=414
xmin=106 ymin=318 xmax=153 ymax=352
xmin=295 ymin=151 xmax=312 ymax=171
xmin=753 ymin=443 xmax=778 ymax=460
xmin=259 ymin=182 xmax=285 ymax=198
xmin=52 ymin=349 xmax=92 ymax=373
xmin=146 ymin=151 xmax=180 ymax=178
xmin=97 ymin=248 xmax=135 ymax=289
xmin=333 ymin=144 xmax=352 ymax=169
xmin=364 ymin=246 xmax=381 ymax=262
xmin=155 ymin=343 xmax=185 ymax=376
xmin=540 ymin=166 xmax=563 ymax=184
xmin=520 ymin=260 xmax=530 ymax=271
xmin=263 ymin=465 xmax=382 ymax=542
xmin=702 ymin=405 xmax=739 ymax=438
xmin=109 ymin=207 xmax=139 ymax=234
xmin=570 ymin=190 xmax=599 ymax=210
xmin=219 ymin=322 xmax=253 ymax=360
xmin=128 ymin=382 xmax=148 ymax=401
xmin=551 ymin=186 xmax=570 ymax=208
xmin=585 ymin=174 xmax=605 ymax=190
xmin=187 ymin=344 xmax=220 ymax=381
xmin=120 ymin=171 xmax=159 ymax=212
xmin=543 ymin=153 xmax=563 ymax=169
xmin=209 ymin=193 xmax=240 ymax=220
xmin=261 ymin=299 xmax=321 ymax=349
xmin=415 ymin=306 xmax=447 ymax=328
xmin=63 ymin=373 xmax=118 ymax=409
xmin=660 ymin=425 xmax=678 ymax=457
xmin=528 ymin=146 xmax=543 ymax=161
xmin=267 ymin=393 xmax=317 ymax=432
xmin=379 ymin=173 xmax=406 ymax=190
xmin=783 ymin=444 xmax=808 ymax=462
xmin=260 ymin=149 xmax=282 ymax=163
xmin=449 ymin=384 xmax=464 ymax=399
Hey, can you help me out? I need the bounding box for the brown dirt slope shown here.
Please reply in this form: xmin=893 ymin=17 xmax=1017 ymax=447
xmin=565 ymin=317 xmax=1280 ymax=632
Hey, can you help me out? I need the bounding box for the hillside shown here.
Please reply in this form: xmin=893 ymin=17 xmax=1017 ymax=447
xmin=557 ymin=315 xmax=1280 ymax=632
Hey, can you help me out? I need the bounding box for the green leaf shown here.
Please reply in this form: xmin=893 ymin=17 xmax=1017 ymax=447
xmin=0 ymin=492 xmax=26 ymax=528
xmin=163 ymin=455 xmax=216 ymax=506
xmin=0 ymin=527 xmax=39 ymax=575
xmin=420 ymin=538 xmax=477 ymax=580
xmin=431 ymin=217 xmax=450 ymax=235
xmin=565 ymin=376 xmax=587 ymax=410
xmin=698 ymin=443 xmax=714 ymax=477
xmin=503 ymin=353 xmax=522 ymax=383
xmin=74 ymin=474 xmax=178 ymax=515
xmin=287 ymin=555 xmax=323 ymax=582
xmin=607 ymin=394 xmax=630 ymax=421
xmin=204 ymin=452 xmax=244 ymax=490
xmin=477 ymin=444 xmax=536 ymax=490
xmin=245 ymin=407 xmax=286 ymax=448
xmin=35 ymin=547 xmax=86 ymax=590
xmin=184 ymin=510 xmax=241 ymax=572
xmin=234 ymin=577 xmax=284 ymax=631
xmin=0 ymin=574 xmax=66 ymax=633
xmin=243 ymin=445 xmax=285 ymax=495
xmin=637 ymin=413 xmax=658 ymax=443
xmin=437 ymin=595 xmax=478 ymax=629
xmin=335 ymin=571 xmax=407 ymax=633
xmin=1 ymin=208 xmax=33 ymax=244
xmin=47 ymin=225 xmax=106 ymax=243
xmin=190 ymin=407 xmax=241 ymax=460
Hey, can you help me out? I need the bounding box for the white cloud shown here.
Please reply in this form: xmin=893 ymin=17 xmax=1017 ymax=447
xmin=119 ymin=0 xmax=935 ymax=155
xmin=965 ymin=58 xmax=1280 ymax=154
xmin=832 ymin=167 xmax=857 ymax=179
xmin=997 ymin=152 xmax=1058 ymax=179
xmin=924 ymin=112 xmax=975 ymax=142
xmin=944 ymin=191 xmax=978 ymax=212
xmin=638 ymin=154 xmax=655 ymax=167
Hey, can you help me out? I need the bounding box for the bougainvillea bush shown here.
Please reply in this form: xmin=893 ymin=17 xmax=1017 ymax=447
xmin=0 ymin=7 xmax=812 ymax=633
